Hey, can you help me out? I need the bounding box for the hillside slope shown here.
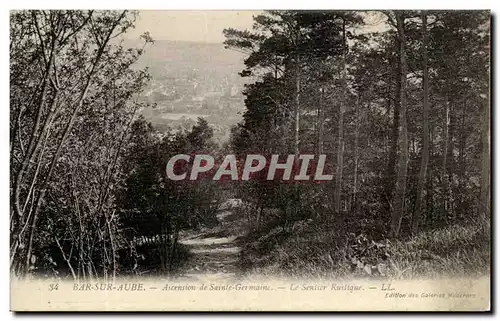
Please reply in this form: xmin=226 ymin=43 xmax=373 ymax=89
xmin=124 ymin=39 xmax=250 ymax=144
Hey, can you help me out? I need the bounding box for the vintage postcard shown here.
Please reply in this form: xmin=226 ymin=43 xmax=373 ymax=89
xmin=9 ymin=9 xmax=491 ymax=311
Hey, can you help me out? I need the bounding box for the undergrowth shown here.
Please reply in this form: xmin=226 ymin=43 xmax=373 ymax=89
xmin=239 ymin=216 xmax=490 ymax=279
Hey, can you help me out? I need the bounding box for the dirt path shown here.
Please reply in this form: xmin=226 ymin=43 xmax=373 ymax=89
xmin=177 ymin=200 xmax=245 ymax=281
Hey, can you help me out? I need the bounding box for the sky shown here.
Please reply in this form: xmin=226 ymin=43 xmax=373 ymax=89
xmin=126 ymin=10 xmax=261 ymax=43
xmin=126 ymin=10 xmax=390 ymax=44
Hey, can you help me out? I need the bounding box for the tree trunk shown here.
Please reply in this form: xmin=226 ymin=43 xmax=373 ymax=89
xmin=385 ymin=41 xmax=401 ymax=215
xmin=447 ymin=100 xmax=456 ymax=218
xmin=334 ymin=18 xmax=347 ymax=214
xmin=12 ymin=17 xmax=58 ymax=234
xmin=293 ymin=28 xmax=302 ymax=223
xmin=352 ymin=95 xmax=360 ymax=214
xmin=294 ymin=33 xmax=301 ymax=156
xmin=317 ymin=86 xmax=324 ymax=155
xmin=390 ymin=12 xmax=408 ymax=239
xmin=442 ymin=98 xmax=450 ymax=220
xmin=479 ymin=97 xmax=490 ymax=230
xmin=411 ymin=12 xmax=430 ymax=234
xmin=426 ymin=121 xmax=435 ymax=219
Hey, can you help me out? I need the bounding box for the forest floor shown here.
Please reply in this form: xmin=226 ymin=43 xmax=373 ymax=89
xmin=175 ymin=200 xmax=490 ymax=280
xmin=176 ymin=199 xmax=246 ymax=281
xmin=238 ymin=216 xmax=491 ymax=279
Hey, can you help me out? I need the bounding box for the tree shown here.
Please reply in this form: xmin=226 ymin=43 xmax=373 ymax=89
xmin=10 ymin=10 xmax=153 ymax=277
xmin=412 ymin=11 xmax=430 ymax=234
xmin=388 ymin=11 xmax=409 ymax=238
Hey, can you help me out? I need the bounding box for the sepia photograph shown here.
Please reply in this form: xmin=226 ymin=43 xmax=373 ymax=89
xmin=9 ymin=8 xmax=491 ymax=311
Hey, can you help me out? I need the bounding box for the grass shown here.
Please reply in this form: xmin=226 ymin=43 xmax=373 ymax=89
xmin=386 ymin=223 xmax=490 ymax=278
xmin=239 ymin=217 xmax=490 ymax=279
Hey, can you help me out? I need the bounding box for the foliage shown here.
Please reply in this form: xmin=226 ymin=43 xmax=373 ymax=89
xmin=225 ymin=10 xmax=490 ymax=277
xmin=10 ymin=10 xmax=221 ymax=279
